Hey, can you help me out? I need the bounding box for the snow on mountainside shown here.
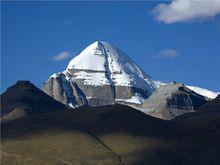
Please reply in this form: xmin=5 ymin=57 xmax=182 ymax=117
xmin=153 ymin=80 xmax=219 ymax=99
xmin=186 ymin=86 xmax=219 ymax=99
xmin=44 ymin=41 xmax=218 ymax=109
xmin=66 ymin=41 xmax=156 ymax=91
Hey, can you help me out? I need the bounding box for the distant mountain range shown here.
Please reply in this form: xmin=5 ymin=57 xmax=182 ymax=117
xmin=42 ymin=41 xmax=219 ymax=119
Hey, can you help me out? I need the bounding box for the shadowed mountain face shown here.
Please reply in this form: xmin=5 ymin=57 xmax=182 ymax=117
xmin=1 ymin=105 xmax=176 ymax=165
xmin=1 ymin=81 xmax=66 ymax=122
xmin=169 ymin=95 xmax=220 ymax=164
xmin=199 ymin=94 xmax=220 ymax=111
xmin=2 ymin=106 xmax=220 ymax=165
xmin=1 ymin=81 xmax=220 ymax=165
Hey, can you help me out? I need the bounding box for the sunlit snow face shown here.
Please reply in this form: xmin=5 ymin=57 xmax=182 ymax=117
xmin=65 ymin=41 xmax=156 ymax=91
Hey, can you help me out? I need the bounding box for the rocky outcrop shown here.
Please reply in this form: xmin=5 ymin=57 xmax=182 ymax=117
xmin=140 ymin=82 xmax=208 ymax=120
xmin=42 ymin=73 xmax=87 ymax=107
xmin=43 ymin=72 xmax=150 ymax=107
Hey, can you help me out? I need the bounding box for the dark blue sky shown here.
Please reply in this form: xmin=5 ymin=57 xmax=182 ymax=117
xmin=1 ymin=1 xmax=220 ymax=92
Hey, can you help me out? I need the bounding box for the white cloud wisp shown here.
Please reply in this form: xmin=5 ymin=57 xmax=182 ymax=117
xmin=153 ymin=49 xmax=178 ymax=59
xmin=53 ymin=51 xmax=70 ymax=61
xmin=153 ymin=0 xmax=220 ymax=24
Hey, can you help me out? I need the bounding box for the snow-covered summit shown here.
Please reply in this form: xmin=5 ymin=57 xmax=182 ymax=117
xmin=66 ymin=41 xmax=156 ymax=91
xmin=44 ymin=41 xmax=157 ymax=107
xmin=44 ymin=41 xmax=218 ymax=115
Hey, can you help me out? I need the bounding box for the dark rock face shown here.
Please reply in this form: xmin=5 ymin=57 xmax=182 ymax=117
xmin=140 ymin=83 xmax=208 ymax=120
xmin=167 ymin=87 xmax=207 ymax=110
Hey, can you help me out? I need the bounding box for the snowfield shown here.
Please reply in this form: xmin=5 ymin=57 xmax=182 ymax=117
xmin=186 ymin=85 xmax=219 ymax=99
xmin=66 ymin=41 xmax=156 ymax=91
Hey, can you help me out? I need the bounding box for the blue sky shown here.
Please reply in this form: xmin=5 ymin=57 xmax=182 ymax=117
xmin=1 ymin=1 xmax=220 ymax=93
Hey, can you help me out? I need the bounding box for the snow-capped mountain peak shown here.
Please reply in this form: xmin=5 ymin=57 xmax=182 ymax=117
xmin=43 ymin=40 xmax=218 ymax=120
xmin=44 ymin=41 xmax=157 ymax=107
xmin=66 ymin=41 xmax=156 ymax=91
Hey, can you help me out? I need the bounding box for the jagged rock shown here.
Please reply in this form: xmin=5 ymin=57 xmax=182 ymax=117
xmin=140 ymin=83 xmax=208 ymax=120
xmin=43 ymin=73 xmax=87 ymax=107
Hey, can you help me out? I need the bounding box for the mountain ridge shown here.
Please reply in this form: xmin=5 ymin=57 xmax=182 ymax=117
xmin=42 ymin=41 xmax=218 ymax=119
xmin=139 ymin=82 xmax=208 ymax=120
xmin=0 ymin=80 xmax=66 ymax=123
xmin=153 ymin=80 xmax=219 ymax=99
